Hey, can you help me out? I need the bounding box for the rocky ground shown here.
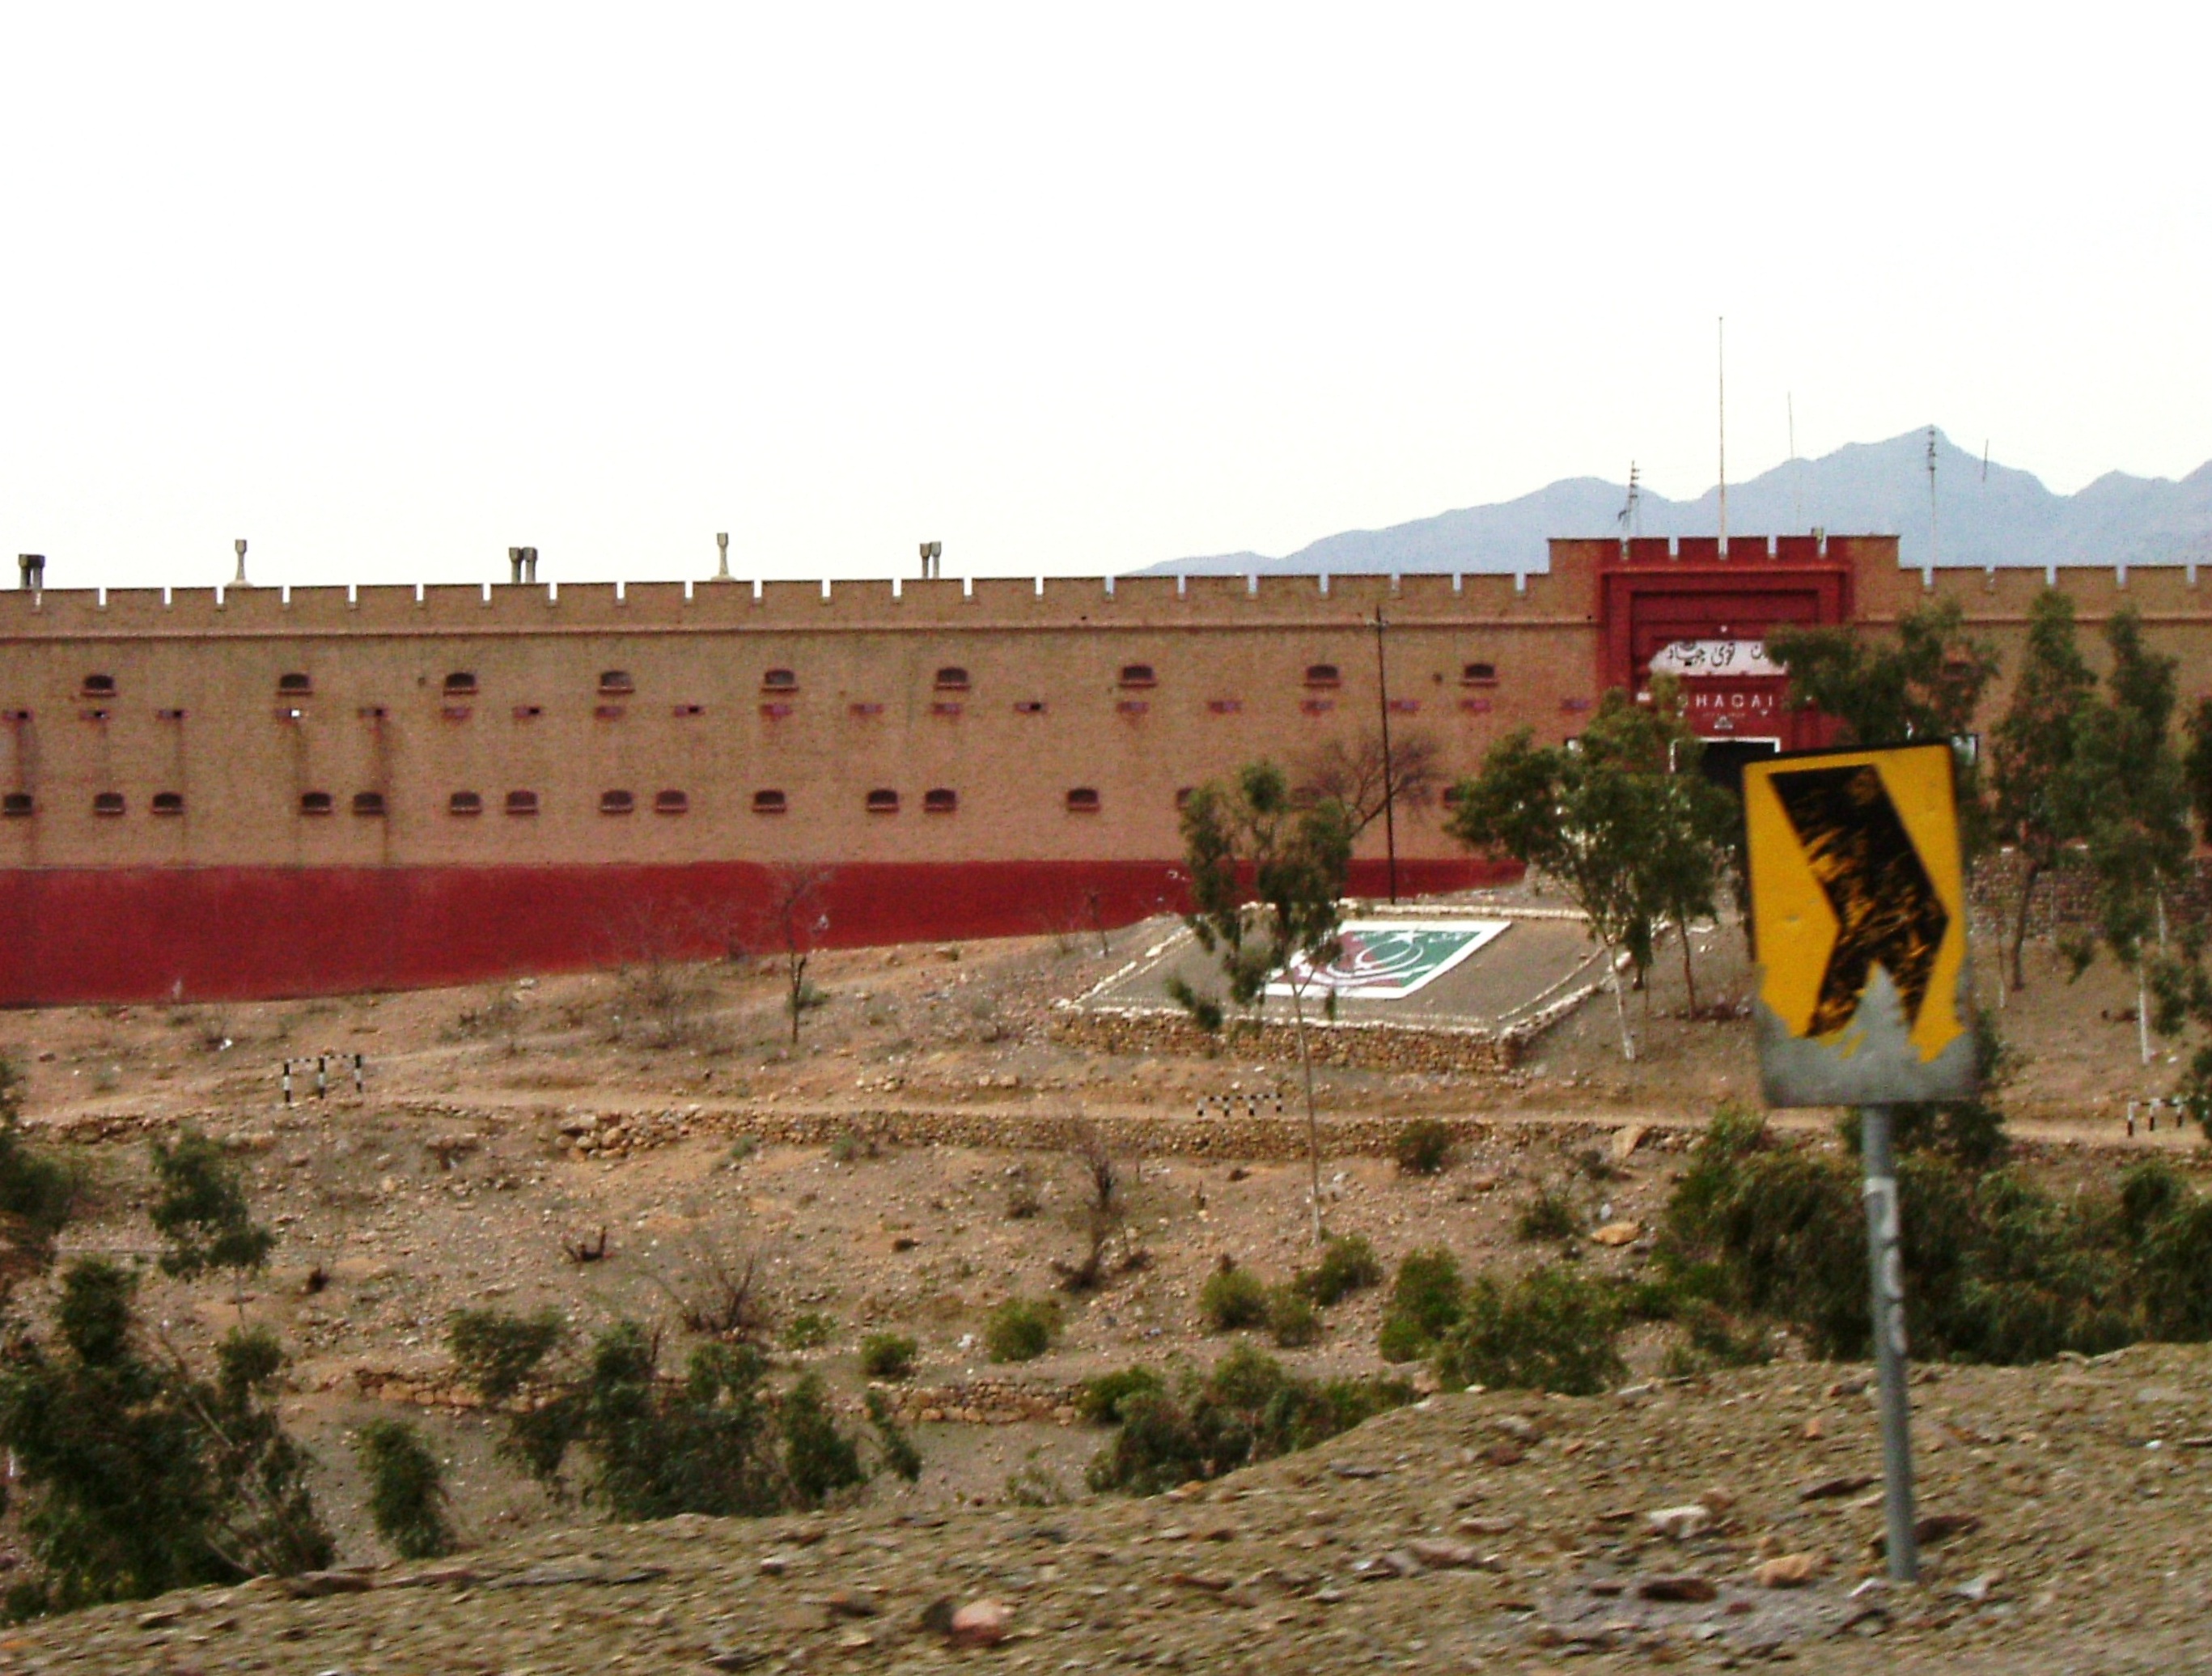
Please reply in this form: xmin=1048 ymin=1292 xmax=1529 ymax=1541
xmin=0 ymin=899 xmax=2204 ymax=1669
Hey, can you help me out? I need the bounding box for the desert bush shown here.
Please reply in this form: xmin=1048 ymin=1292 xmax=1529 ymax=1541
xmin=1292 ymin=1233 xmax=1382 ymax=1307
xmin=0 ymin=1059 xmax=81 ymax=1291
xmin=658 ymin=1245 xmax=772 ymax=1343
xmin=1394 ymin=1119 xmax=1455 ymax=1176
xmin=782 ymin=1312 xmax=836 ymax=1350
xmin=149 ymin=1128 xmax=276 ymax=1279
xmin=1377 ymin=1247 xmax=1465 ymax=1364
xmin=859 ymin=1333 xmax=918 ymax=1381
xmin=985 ymin=1297 xmax=1061 ymax=1363
xmin=1514 ymin=1183 xmax=1582 ymax=1244
xmin=1660 ymin=1302 xmax=1776 ymax=1379
xmin=448 ymin=1307 xmax=569 ymax=1401
xmin=1199 ymin=1262 xmax=1269 ymax=1332
xmin=1265 ymin=1287 xmax=1320 ymax=1347
xmin=1085 ymin=1346 xmax=1413 ymax=1496
xmin=828 ymin=1128 xmax=879 ymax=1165
xmin=1076 ymin=1365 xmax=1166 ymax=1424
xmin=1433 ymin=1265 xmax=1626 ymax=1396
xmin=447 ymin=1313 xmax=917 ymax=1518
xmin=1003 ymin=1451 xmax=1071 ymax=1506
xmin=354 ymin=1418 xmax=456 ymax=1560
xmin=0 ymin=1259 xmax=333 ymax=1618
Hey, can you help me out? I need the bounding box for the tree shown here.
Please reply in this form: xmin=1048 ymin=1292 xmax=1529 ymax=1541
xmin=1769 ymin=596 xmax=1999 ymax=855
xmin=149 ymin=1128 xmax=276 ymax=1283
xmin=1295 ymin=730 xmax=1443 ymax=839
xmin=0 ymin=1056 xmax=80 ymax=1302
xmin=761 ymin=864 xmax=833 ymax=1046
xmin=1446 ymin=689 xmax=1730 ymax=1059
xmin=354 ymin=1417 xmax=457 ymax=1560
xmin=1989 ymin=592 xmax=2098 ymax=990
xmin=2057 ymin=609 xmax=2192 ymax=1063
xmin=1167 ymin=762 xmax=1354 ymax=1245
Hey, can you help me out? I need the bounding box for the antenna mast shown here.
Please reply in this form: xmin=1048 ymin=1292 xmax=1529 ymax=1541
xmin=1716 ymin=317 xmax=1727 ymax=553
xmin=1925 ymin=426 xmax=1939 ymax=583
xmin=1618 ymin=462 xmax=1642 ymax=538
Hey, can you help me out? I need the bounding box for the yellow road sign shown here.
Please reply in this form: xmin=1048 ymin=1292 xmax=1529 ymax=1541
xmin=1743 ymin=742 xmax=1976 ymax=1108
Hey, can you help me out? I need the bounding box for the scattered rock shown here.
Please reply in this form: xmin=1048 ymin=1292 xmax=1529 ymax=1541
xmin=1590 ymin=1220 xmax=1642 ymax=1246
xmin=1609 ymin=1122 xmax=1648 ymax=1164
xmin=279 ymin=1569 xmax=379 ymax=1598
xmin=1406 ymin=1538 xmax=1496 ymax=1571
xmin=945 ymin=1598 xmax=1011 ymax=1648
xmin=824 ymin=1589 xmax=879 ymax=1619
xmin=1754 ymin=1552 xmax=1821 ymax=1589
xmin=1646 ymin=1504 xmax=1712 ymax=1541
xmin=1637 ymin=1575 xmax=1718 ymax=1603
xmin=1799 ymin=1474 xmax=1877 ymax=1502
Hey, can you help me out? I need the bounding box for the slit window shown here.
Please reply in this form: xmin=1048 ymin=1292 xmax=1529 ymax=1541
xmin=156 ymin=707 xmax=186 ymax=721
xmin=654 ymin=790 xmax=689 ymax=815
xmin=299 ymin=791 xmax=334 ymax=817
xmin=352 ymin=791 xmax=386 ymax=817
xmin=600 ymin=790 xmax=635 ymax=815
xmin=597 ymin=670 xmax=634 ymax=695
xmin=752 ymin=789 xmax=787 ymax=814
xmin=1461 ymin=661 xmax=1497 ymax=684
xmin=82 ymin=674 xmax=116 ymax=697
xmin=150 ymin=792 xmax=184 ymax=817
xmin=1014 ymin=700 xmax=1046 ymax=714
xmin=672 ymin=704 xmax=704 ymax=718
xmin=1066 ymin=787 xmax=1102 ymax=813
xmin=922 ymin=787 xmax=958 ymax=814
xmin=91 ymin=791 xmax=125 ymax=817
xmin=278 ymin=673 xmax=312 ymax=695
xmin=865 ymin=788 xmax=900 ymax=814
xmin=444 ymin=672 xmax=479 ymax=696
xmin=934 ymin=666 xmax=970 ymax=690
xmin=1303 ymin=663 xmax=1341 ymax=687
xmin=505 ymin=790 xmax=540 ymax=816
xmin=761 ymin=668 xmax=798 ymax=692
xmin=1 ymin=793 xmax=32 ymax=817
xmin=448 ymin=791 xmax=483 ymax=817
xmin=358 ymin=705 xmax=388 ymax=720
xmin=1117 ymin=664 xmax=1156 ymax=688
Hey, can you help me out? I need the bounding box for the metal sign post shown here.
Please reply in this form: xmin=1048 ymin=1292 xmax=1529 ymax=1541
xmin=1743 ymin=741 xmax=1977 ymax=1587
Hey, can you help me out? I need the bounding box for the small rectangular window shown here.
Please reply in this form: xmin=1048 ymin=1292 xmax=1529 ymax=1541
xmin=654 ymin=790 xmax=689 ymax=814
xmin=150 ymin=791 xmax=184 ymax=816
xmin=82 ymin=674 xmax=116 ymax=697
xmin=594 ymin=702 xmax=626 ymax=720
xmin=155 ymin=707 xmax=185 ymax=722
xmin=299 ymin=791 xmax=334 ymax=816
xmin=1066 ymin=787 xmax=1102 ymax=813
xmin=865 ymin=788 xmax=900 ymax=814
xmin=358 ymin=705 xmax=388 ymax=720
xmin=598 ymin=670 xmax=634 ymax=695
xmin=1013 ymin=700 xmax=1046 ymax=715
xmin=91 ymin=791 xmax=125 ymax=817
xmin=1207 ymin=698 xmax=1241 ymax=714
xmin=1388 ymin=698 xmax=1420 ymax=714
xmin=2 ymin=792 xmax=33 ymax=817
xmin=1174 ymin=787 xmax=1195 ymax=812
xmin=1117 ymin=664 xmax=1156 ymax=688
xmin=1461 ymin=661 xmax=1498 ymax=684
xmin=760 ymin=702 xmax=794 ymax=719
xmin=1117 ymin=699 xmax=1149 ymax=717
xmin=2 ymin=710 xmax=31 ymax=723
xmin=752 ymin=789 xmax=787 ymax=814
xmin=1303 ymin=663 xmax=1341 ymax=687
xmin=1299 ymin=698 xmax=1334 ymax=716
xmin=761 ymin=668 xmax=798 ymax=692
xmin=600 ymin=790 xmax=635 ymax=814
xmin=441 ymin=705 xmax=472 ymax=722
xmin=1459 ymin=697 xmax=1494 ymax=715
xmin=352 ymin=791 xmax=386 ymax=817
xmin=923 ymin=788 xmax=957 ymax=813
xmin=505 ymin=790 xmax=540 ymax=816
xmin=848 ymin=702 xmax=884 ymax=717
xmin=672 ymin=704 xmax=704 ymax=718
xmin=930 ymin=701 xmax=963 ymax=718
xmin=278 ymin=673 xmax=312 ymax=695
xmin=934 ymin=666 xmax=970 ymax=690
xmin=448 ymin=791 xmax=483 ymax=816
xmin=513 ymin=704 xmax=543 ymax=720
xmin=444 ymin=672 xmax=479 ymax=695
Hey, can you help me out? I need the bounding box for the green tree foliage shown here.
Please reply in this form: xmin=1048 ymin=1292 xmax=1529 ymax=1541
xmin=354 ymin=1417 xmax=457 ymax=1560
xmin=1653 ymin=1110 xmax=2212 ymax=1362
xmin=984 ymin=1297 xmax=1060 ymax=1363
xmin=0 ymin=1261 xmax=332 ymax=1618
xmin=1376 ymin=1247 xmax=1465 ymax=1363
xmin=1990 ymin=591 xmax=2098 ymax=990
xmin=1198 ymin=1263 xmax=1269 ymax=1332
xmin=0 ymin=1057 xmax=81 ymax=1296
xmin=1768 ymin=596 xmax=1999 ymax=852
xmin=1083 ymin=1346 xmax=1413 ymax=1496
xmin=1393 ymin=1118 xmax=1454 ymax=1176
xmin=2054 ymin=609 xmax=2193 ymax=1063
xmin=148 ymin=1129 xmax=276 ymax=1281
xmin=1447 ymin=685 xmax=1733 ymax=1053
xmin=1169 ymin=762 xmax=1355 ymax=1243
xmin=445 ymin=1312 xmax=918 ymax=1519
xmin=1431 ymin=1266 xmax=1627 ymax=1396
xmin=1290 ymin=1233 xmax=1382 ymax=1306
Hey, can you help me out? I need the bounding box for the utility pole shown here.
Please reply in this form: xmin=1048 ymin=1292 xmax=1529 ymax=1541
xmin=1373 ymin=605 xmax=1399 ymax=904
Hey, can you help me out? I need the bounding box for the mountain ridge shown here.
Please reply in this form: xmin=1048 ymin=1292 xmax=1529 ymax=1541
xmin=1142 ymin=430 xmax=2212 ymax=575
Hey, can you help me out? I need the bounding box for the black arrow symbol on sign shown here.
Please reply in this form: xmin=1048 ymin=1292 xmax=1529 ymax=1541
xmin=1769 ymin=764 xmax=1949 ymax=1037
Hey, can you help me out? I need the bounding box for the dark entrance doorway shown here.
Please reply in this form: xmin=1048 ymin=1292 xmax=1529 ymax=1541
xmin=1697 ymin=737 xmax=1780 ymax=796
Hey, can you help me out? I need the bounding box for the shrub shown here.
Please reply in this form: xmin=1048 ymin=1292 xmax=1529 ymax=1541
xmin=1077 ymin=1365 xmax=1166 ymax=1424
xmin=1514 ymin=1184 xmax=1581 ymax=1244
xmin=1004 ymin=1452 xmax=1070 ymax=1506
xmin=448 ymin=1307 xmax=568 ymax=1400
xmin=1085 ymin=1346 xmax=1413 ymax=1496
xmin=149 ymin=1127 xmax=276 ymax=1279
xmin=859 ymin=1333 xmax=918 ymax=1381
xmin=1294 ymin=1234 xmax=1383 ymax=1306
xmin=1378 ymin=1247 xmax=1464 ymax=1363
xmin=985 ymin=1297 xmax=1061 ymax=1363
xmin=1434 ymin=1265 xmax=1625 ymax=1396
xmin=354 ymin=1418 xmax=456 ymax=1559
xmin=782 ymin=1312 xmax=836 ymax=1350
xmin=1265 ymin=1287 xmax=1320 ymax=1348
xmin=1395 ymin=1119 xmax=1455 ymax=1176
xmin=0 ymin=1064 xmax=80 ymax=1291
xmin=1200 ymin=1262 xmax=1269 ymax=1331
xmin=1660 ymin=1302 xmax=1775 ymax=1379
xmin=449 ymin=1314 xmax=918 ymax=1518
xmin=828 ymin=1129 xmax=879 ymax=1165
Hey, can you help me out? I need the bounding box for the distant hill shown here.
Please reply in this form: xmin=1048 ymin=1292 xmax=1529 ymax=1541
xmin=1142 ymin=430 xmax=2212 ymax=576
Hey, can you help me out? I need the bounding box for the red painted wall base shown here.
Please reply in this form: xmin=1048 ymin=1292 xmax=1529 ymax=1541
xmin=0 ymin=857 xmax=1518 ymax=1005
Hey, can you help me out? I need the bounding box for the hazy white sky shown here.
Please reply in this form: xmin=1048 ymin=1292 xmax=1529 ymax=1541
xmin=4 ymin=4 xmax=2207 ymax=591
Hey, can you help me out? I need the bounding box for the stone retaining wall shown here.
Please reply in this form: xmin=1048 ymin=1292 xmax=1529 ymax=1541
xmin=1048 ymin=1008 xmax=1523 ymax=1076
